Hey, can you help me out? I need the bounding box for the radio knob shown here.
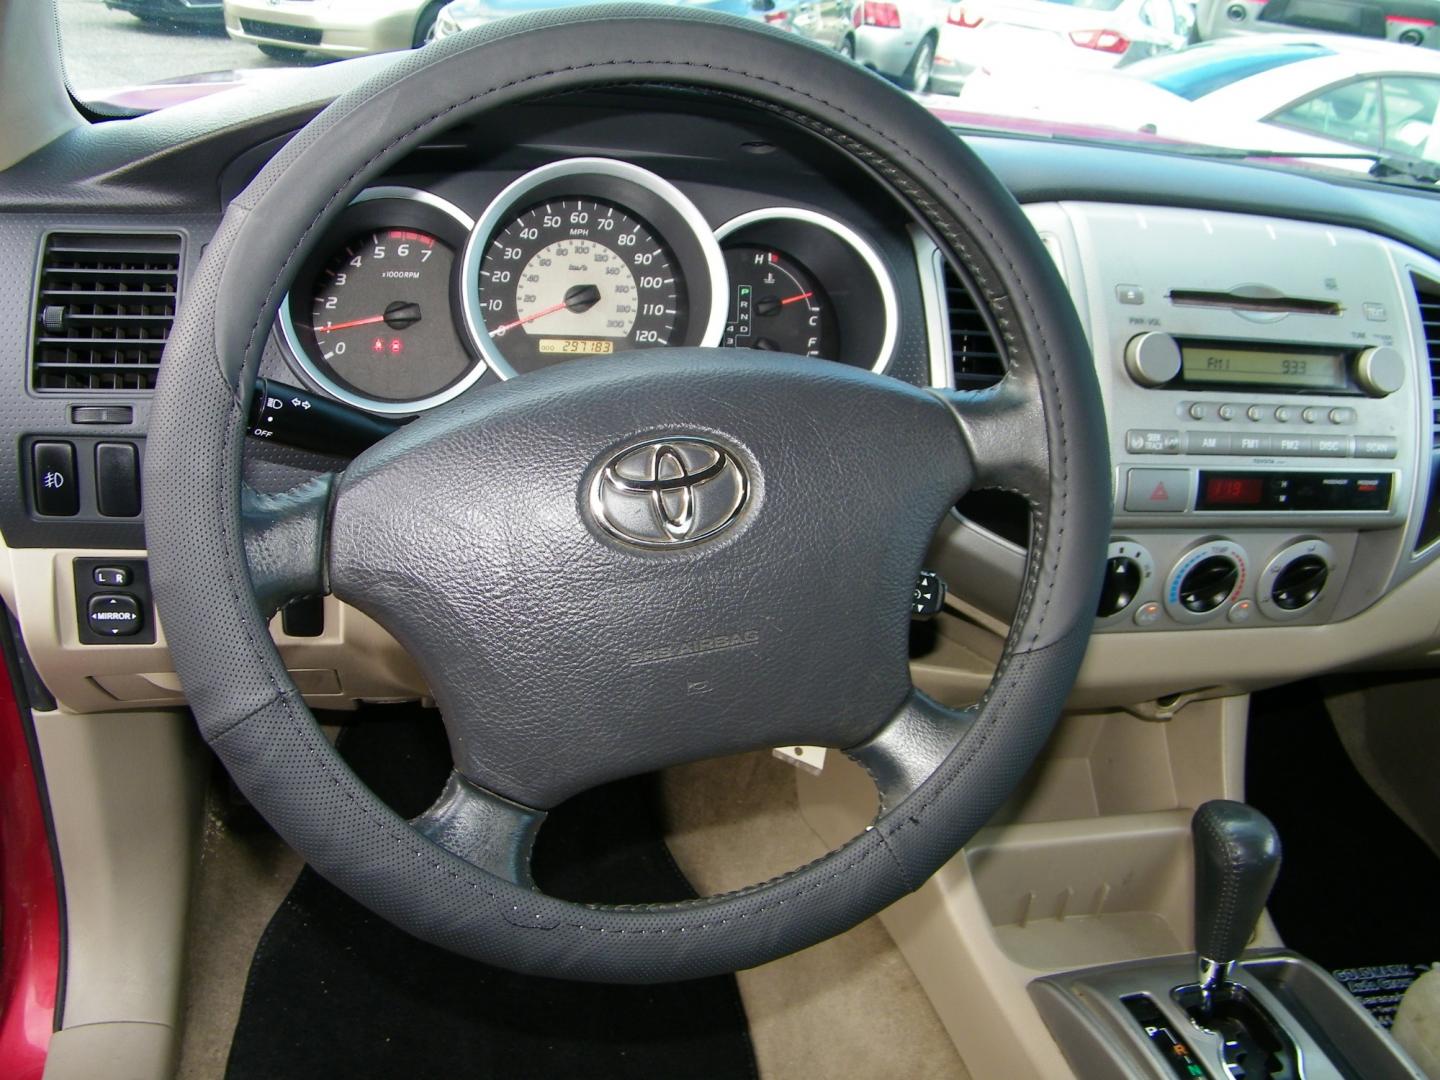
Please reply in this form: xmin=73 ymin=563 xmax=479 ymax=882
xmin=1124 ymin=332 xmax=1182 ymax=388
xmin=1178 ymin=555 xmax=1240 ymax=614
xmin=1354 ymin=346 xmax=1404 ymax=397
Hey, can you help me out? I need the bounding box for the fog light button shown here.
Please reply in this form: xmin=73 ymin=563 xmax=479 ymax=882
xmin=87 ymin=593 xmax=141 ymax=637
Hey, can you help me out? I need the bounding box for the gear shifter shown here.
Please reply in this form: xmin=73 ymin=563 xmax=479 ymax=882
xmin=1192 ymin=799 xmax=1283 ymax=1010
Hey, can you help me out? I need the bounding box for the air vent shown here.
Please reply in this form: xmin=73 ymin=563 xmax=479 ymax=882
xmin=1415 ymin=275 xmax=1440 ymax=448
xmin=943 ymin=261 xmax=1004 ymax=389
xmin=1411 ymin=274 xmax=1440 ymax=551
xmin=31 ymin=232 xmax=181 ymax=393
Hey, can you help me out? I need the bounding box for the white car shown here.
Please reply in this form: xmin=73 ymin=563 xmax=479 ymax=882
xmin=958 ymin=33 xmax=1440 ymax=167
xmin=930 ymin=0 xmax=1192 ymax=94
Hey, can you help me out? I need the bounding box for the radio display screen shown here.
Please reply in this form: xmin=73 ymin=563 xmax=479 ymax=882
xmin=1180 ymin=344 xmax=1348 ymax=391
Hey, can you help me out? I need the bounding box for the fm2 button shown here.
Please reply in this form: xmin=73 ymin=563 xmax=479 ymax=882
xmin=87 ymin=593 xmax=142 ymax=637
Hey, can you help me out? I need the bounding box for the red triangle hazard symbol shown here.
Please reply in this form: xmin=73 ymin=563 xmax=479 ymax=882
xmin=1149 ymin=482 xmax=1169 ymax=501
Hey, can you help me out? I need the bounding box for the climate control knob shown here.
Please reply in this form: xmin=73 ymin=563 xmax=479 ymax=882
xmin=1257 ymin=539 xmax=1336 ymax=620
xmin=1164 ymin=540 xmax=1248 ymax=624
xmin=1179 ymin=557 xmax=1240 ymax=613
xmin=1097 ymin=539 xmax=1154 ymax=620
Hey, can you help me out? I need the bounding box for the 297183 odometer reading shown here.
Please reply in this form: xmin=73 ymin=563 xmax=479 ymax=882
xmin=476 ymin=198 xmax=687 ymax=375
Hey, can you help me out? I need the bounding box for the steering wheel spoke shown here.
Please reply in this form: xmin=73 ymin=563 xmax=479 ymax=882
xmin=935 ymin=379 xmax=1050 ymax=505
xmin=241 ymin=474 xmax=336 ymax=617
xmin=412 ymin=772 xmax=546 ymax=888
xmin=850 ymin=690 xmax=978 ymax=812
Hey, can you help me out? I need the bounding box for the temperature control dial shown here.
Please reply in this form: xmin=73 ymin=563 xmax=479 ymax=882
xmin=1165 ymin=540 xmax=1248 ymax=624
xmin=1257 ymin=538 xmax=1336 ymax=620
xmin=1097 ymin=539 xmax=1154 ymax=620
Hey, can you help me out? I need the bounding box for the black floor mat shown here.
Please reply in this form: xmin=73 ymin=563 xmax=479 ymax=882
xmin=224 ymin=709 xmax=758 ymax=1080
xmin=1246 ymin=682 xmax=1440 ymax=1025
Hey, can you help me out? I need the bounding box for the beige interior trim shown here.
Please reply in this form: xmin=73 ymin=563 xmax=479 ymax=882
xmin=33 ymin=709 xmax=206 ymax=1052
xmin=797 ymin=695 xmax=1276 ymax=1079
xmin=0 ymin=0 xmax=84 ymax=173
xmin=0 ymin=546 xmax=427 ymax=714
xmin=42 ymin=1021 xmax=176 ymax=1080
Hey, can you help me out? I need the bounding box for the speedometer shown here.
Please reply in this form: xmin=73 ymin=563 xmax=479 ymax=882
xmin=478 ymin=199 xmax=686 ymax=371
xmin=462 ymin=158 xmax=727 ymax=379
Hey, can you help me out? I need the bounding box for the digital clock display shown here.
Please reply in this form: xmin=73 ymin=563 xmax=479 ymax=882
xmin=1181 ymin=344 xmax=1347 ymax=390
xmin=1203 ymin=475 xmax=1265 ymax=506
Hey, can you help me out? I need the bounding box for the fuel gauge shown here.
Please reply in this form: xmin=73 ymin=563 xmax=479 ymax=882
xmin=722 ymin=246 xmax=837 ymax=359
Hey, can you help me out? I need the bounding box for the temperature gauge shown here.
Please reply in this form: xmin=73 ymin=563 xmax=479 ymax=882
xmin=721 ymin=246 xmax=836 ymax=359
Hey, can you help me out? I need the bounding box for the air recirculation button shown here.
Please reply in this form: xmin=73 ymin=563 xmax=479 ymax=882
xmin=1179 ymin=556 xmax=1240 ymax=614
xmin=1271 ymin=555 xmax=1329 ymax=611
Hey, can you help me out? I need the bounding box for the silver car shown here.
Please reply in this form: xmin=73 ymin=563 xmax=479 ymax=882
xmin=1194 ymin=0 xmax=1440 ymax=49
xmin=795 ymin=0 xmax=950 ymax=91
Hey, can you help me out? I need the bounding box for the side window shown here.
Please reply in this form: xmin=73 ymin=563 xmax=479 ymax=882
xmin=1379 ymin=76 xmax=1440 ymax=161
xmin=1269 ymin=78 xmax=1384 ymax=150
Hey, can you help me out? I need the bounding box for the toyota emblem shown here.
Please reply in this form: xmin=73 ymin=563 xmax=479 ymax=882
xmin=589 ymin=438 xmax=748 ymax=547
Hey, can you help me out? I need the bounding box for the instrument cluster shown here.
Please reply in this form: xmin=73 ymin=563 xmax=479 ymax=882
xmin=277 ymin=158 xmax=899 ymax=414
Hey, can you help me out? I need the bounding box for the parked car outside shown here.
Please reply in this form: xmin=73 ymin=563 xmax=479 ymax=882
xmin=224 ymin=0 xmax=447 ymax=60
xmin=1194 ymin=0 xmax=1440 ymax=51
xmin=957 ymin=33 xmax=1440 ymax=167
xmin=431 ymin=0 xmax=804 ymax=39
xmin=105 ymin=0 xmax=224 ymax=28
xmin=791 ymin=0 xmax=949 ymax=91
xmin=929 ymin=0 xmax=1190 ymax=94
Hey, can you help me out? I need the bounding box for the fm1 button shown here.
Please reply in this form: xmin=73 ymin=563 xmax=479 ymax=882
xmin=87 ymin=593 xmax=141 ymax=637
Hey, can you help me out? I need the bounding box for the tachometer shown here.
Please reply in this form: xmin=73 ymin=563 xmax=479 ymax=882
xmin=279 ymin=187 xmax=480 ymax=415
xmin=478 ymin=199 xmax=685 ymax=370
xmin=462 ymin=158 xmax=727 ymax=378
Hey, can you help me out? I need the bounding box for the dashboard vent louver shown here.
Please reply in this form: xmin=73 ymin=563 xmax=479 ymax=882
xmin=1415 ymin=275 xmax=1440 ymax=448
xmin=1411 ymin=274 xmax=1440 ymax=552
xmin=31 ymin=232 xmax=181 ymax=393
xmin=943 ymin=261 xmax=1004 ymax=389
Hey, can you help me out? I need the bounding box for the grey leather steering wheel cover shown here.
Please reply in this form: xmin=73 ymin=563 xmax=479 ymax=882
xmin=145 ymin=6 xmax=1111 ymax=982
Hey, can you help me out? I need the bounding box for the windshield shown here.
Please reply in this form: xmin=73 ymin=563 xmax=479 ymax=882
xmin=56 ymin=0 xmax=1440 ymax=186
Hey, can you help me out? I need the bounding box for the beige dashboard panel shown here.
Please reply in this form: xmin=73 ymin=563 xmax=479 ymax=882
xmin=5 ymin=532 xmax=1440 ymax=714
xmin=0 ymin=546 xmax=428 ymax=714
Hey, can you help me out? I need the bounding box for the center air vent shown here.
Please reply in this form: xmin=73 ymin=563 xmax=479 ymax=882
xmin=943 ymin=261 xmax=1004 ymax=389
xmin=1411 ymin=274 xmax=1440 ymax=550
xmin=31 ymin=232 xmax=181 ymax=393
xmin=1416 ymin=275 xmax=1440 ymax=447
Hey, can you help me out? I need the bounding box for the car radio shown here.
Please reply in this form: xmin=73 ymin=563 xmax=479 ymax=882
xmin=1110 ymin=326 xmax=1410 ymax=524
xmin=1033 ymin=202 xmax=1429 ymax=633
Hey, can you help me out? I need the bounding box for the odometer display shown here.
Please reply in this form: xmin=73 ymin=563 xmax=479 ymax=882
xmin=476 ymin=198 xmax=687 ymax=375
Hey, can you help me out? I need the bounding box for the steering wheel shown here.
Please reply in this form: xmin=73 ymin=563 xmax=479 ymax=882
xmin=145 ymin=6 xmax=1110 ymax=984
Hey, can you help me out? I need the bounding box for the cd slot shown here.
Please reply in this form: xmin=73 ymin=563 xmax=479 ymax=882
xmin=1168 ymin=290 xmax=1342 ymax=316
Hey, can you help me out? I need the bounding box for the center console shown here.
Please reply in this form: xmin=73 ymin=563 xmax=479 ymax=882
xmin=1010 ymin=203 xmax=1440 ymax=636
xmin=1030 ymin=801 xmax=1424 ymax=1079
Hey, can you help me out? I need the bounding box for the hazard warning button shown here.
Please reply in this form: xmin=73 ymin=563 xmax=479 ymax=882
xmin=1123 ymin=468 xmax=1191 ymax=512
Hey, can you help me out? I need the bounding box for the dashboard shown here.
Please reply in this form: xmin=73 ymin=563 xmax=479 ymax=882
xmin=2 ymin=75 xmax=1440 ymax=714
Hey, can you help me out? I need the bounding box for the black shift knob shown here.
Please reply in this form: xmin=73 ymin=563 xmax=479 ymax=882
xmin=1192 ymin=800 xmax=1282 ymax=965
